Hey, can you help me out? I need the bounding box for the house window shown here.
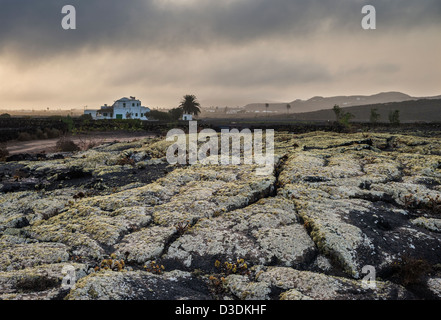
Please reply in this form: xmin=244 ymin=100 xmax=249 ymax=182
xmin=123 ymin=103 xmax=126 ymax=107
xmin=132 ymin=103 xmax=135 ymax=107
xmin=135 ymin=113 xmax=138 ymax=117
xmin=103 ymin=113 xmax=107 ymax=117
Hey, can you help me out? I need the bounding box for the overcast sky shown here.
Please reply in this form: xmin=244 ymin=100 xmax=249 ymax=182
xmin=0 ymin=0 xmax=440 ymax=110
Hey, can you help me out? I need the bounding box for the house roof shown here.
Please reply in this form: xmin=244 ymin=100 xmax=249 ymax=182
xmin=98 ymin=106 xmax=114 ymax=113
xmin=116 ymin=97 xmax=139 ymax=102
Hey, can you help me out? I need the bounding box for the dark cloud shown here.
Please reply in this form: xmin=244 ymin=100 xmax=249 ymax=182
xmin=0 ymin=0 xmax=439 ymax=109
xmin=0 ymin=0 xmax=439 ymax=58
xmin=105 ymin=48 xmax=332 ymax=89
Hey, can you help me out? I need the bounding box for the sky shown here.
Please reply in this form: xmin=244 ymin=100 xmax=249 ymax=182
xmin=0 ymin=0 xmax=440 ymax=110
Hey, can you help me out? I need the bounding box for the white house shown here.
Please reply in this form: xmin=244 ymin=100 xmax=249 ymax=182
xmin=85 ymin=97 xmax=151 ymax=120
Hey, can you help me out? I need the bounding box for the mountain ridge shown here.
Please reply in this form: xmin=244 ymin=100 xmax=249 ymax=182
xmin=292 ymin=98 xmax=441 ymax=123
xmin=244 ymin=91 xmax=441 ymax=113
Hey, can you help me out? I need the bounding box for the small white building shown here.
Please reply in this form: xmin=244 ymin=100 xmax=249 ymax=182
xmin=85 ymin=97 xmax=151 ymax=120
xmin=182 ymin=114 xmax=193 ymax=121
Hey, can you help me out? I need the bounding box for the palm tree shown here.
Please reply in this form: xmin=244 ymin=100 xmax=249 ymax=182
xmin=265 ymin=103 xmax=269 ymax=117
xmin=179 ymin=94 xmax=201 ymax=116
xmin=286 ymin=104 xmax=291 ymax=114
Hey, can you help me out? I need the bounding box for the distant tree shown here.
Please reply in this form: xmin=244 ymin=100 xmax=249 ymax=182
xmin=389 ymin=110 xmax=400 ymax=125
xmin=333 ymin=104 xmax=354 ymax=128
xmin=340 ymin=112 xmax=355 ymax=127
xmin=286 ymin=104 xmax=291 ymax=114
xmin=333 ymin=105 xmax=342 ymax=121
xmin=179 ymin=94 xmax=201 ymax=116
xmin=62 ymin=115 xmax=75 ymax=133
xmin=370 ymin=108 xmax=380 ymax=124
xmin=149 ymin=110 xmax=171 ymax=121
xmin=168 ymin=107 xmax=183 ymax=120
xmin=78 ymin=113 xmax=93 ymax=121
xmin=0 ymin=113 xmax=11 ymax=118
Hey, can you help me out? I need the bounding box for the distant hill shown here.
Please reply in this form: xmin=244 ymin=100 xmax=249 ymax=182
xmin=244 ymin=92 xmax=441 ymax=113
xmin=292 ymin=98 xmax=441 ymax=123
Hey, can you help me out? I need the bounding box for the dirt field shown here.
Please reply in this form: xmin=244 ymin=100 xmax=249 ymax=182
xmin=5 ymin=131 xmax=157 ymax=155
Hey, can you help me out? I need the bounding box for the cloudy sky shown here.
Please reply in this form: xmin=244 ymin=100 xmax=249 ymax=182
xmin=0 ymin=0 xmax=440 ymax=110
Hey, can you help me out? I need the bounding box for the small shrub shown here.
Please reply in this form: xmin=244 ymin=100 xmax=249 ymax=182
xmin=35 ymin=128 xmax=48 ymax=139
xmin=73 ymin=192 xmax=86 ymax=200
xmin=45 ymin=128 xmax=61 ymax=139
xmin=389 ymin=110 xmax=401 ymax=125
xmin=56 ymin=137 xmax=80 ymax=152
xmin=144 ymin=261 xmax=165 ymax=274
xmin=390 ymin=255 xmax=431 ymax=286
xmin=116 ymin=156 xmax=135 ymax=166
xmin=214 ymin=258 xmax=249 ymax=276
xmin=62 ymin=115 xmax=75 ymax=133
xmin=94 ymin=256 xmax=126 ymax=272
xmin=175 ymin=220 xmax=190 ymax=235
xmin=370 ymin=108 xmax=381 ymax=124
xmin=0 ymin=143 xmax=9 ymax=160
xmin=17 ymin=132 xmax=34 ymax=141
xmin=333 ymin=105 xmax=354 ymax=128
xmin=425 ymin=194 xmax=441 ymax=214
xmin=208 ymin=275 xmax=226 ymax=295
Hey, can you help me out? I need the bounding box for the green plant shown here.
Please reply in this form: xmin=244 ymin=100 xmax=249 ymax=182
xmin=389 ymin=110 xmax=400 ymax=125
xmin=149 ymin=110 xmax=172 ymax=121
xmin=169 ymin=107 xmax=184 ymax=120
xmin=62 ymin=115 xmax=75 ymax=133
xmin=333 ymin=105 xmax=354 ymax=128
xmin=144 ymin=261 xmax=165 ymax=274
xmin=339 ymin=112 xmax=355 ymax=127
xmin=94 ymin=255 xmax=126 ymax=272
xmin=214 ymin=258 xmax=249 ymax=276
xmin=370 ymin=108 xmax=381 ymax=123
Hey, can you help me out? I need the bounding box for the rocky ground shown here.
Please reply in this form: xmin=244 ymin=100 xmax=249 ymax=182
xmin=0 ymin=130 xmax=440 ymax=300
